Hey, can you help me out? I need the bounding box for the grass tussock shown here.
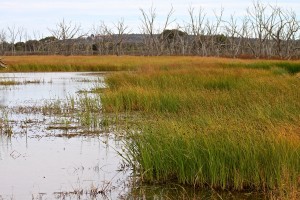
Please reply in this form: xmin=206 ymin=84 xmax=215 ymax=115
xmin=100 ymin=61 xmax=300 ymax=194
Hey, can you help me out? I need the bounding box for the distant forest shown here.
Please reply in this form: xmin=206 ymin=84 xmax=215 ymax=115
xmin=1 ymin=1 xmax=300 ymax=59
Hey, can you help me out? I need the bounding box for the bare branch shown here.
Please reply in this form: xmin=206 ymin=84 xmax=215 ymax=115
xmin=48 ymin=19 xmax=82 ymax=40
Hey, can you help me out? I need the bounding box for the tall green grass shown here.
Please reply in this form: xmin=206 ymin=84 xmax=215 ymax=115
xmin=126 ymin=121 xmax=299 ymax=190
xmin=101 ymin=64 xmax=300 ymax=193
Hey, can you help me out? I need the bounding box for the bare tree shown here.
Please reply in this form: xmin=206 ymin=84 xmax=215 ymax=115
xmin=139 ymin=5 xmax=175 ymax=55
xmin=15 ymin=27 xmax=26 ymax=54
xmin=7 ymin=25 xmax=20 ymax=55
xmin=263 ymin=6 xmax=300 ymax=58
xmin=237 ymin=17 xmax=250 ymax=57
xmin=28 ymin=30 xmax=43 ymax=54
xmin=246 ymin=1 xmax=269 ymax=58
xmin=224 ymin=15 xmax=248 ymax=58
xmin=283 ymin=10 xmax=300 ymax=58
xmin=188 ymin=6 xmax=207 ymax=56
xmin=0 ymin=29 xmax=6 ymax=55
xmin=158 ymin=6 xmax=175 ymax=55
xmin=48 ymin=19 xmax=84 ymax=55
xmin=113 ymin=19 xmax=130 ymax=56
xmin=139 ymin=6 xmax=157 ymax=55
xmin=92 ymin=21 xmax=114 ymax=55
xmin=205 ymin=7 xmax=224 ymax=56
xmin=49 ymin=19 xmax=82 ymax=40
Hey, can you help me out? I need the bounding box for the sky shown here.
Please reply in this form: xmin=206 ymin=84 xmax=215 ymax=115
xmin=0 ymin=0 xmax=300 ymax=39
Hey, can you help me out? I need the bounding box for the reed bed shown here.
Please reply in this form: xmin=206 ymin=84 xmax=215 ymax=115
xmin=2 ymin=55 xmax=300 ymax=73
xmin=100 ymin=61 xmax=300 ymax=194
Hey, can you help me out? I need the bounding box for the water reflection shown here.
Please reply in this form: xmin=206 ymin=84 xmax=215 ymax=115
xmin=0 ymin=72 xmax=130 ymax=199
xmin=0 ymin=72 xmax=105 ymax=107
xmin=0 ymin=135 xmax=129 ymax=199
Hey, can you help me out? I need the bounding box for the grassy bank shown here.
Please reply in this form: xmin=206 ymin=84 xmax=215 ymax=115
xmin=99 ymin=60 xmax=300 ymax=196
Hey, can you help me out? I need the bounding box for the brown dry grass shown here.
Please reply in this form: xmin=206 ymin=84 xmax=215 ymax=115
xmin=2 ymin=55 xmax=299 ymax=72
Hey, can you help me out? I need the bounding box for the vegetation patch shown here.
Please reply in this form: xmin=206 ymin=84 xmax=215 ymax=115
xmin=100 ymin=61 xmax=300 ymax=196
xmin=0 ymin=80 xmax=20 ymax=85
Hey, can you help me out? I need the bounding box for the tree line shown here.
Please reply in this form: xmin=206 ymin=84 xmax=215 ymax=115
xmin=0 ymin=1 xmax=300 ymax=59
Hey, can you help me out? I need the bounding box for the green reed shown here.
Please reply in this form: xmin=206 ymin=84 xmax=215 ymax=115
xmin=101 ymin=64 xmax=300 ymax=193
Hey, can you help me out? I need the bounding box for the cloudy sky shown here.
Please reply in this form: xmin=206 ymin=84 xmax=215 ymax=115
xmin=0 ymin=0 xmax=299 ymax=38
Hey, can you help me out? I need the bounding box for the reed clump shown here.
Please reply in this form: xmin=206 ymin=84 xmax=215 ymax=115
xmin=101 ymin=61 xmax=300 ymax=194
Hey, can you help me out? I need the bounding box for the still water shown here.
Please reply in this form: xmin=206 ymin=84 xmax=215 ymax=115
xmin=0 ymin=73 xmax=130 ymax=199
xmin=0 ymin=72 xmax=104 ymax=106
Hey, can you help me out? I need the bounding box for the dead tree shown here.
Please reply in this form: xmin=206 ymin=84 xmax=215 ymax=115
xmin=139 ymin=6 xmax=157 ymax=55
xmin=92 ymin=21 xmax=114 ymax=55
xmin=263 ymin=6 xmax=300 ymax=58
xmin=139 ymin=6 xmax=174 ymax=55
xmin=113 ymin=19 xmax=130 ymax=56
xmin=237 ymin=17 xmax=250 ymax=57
xmin=7 ymin=25 xmax=20 ymax=55
xmin=246 ymin=1 xmax=270 ymax=58
xmin=205 ymin=8 xmax=224 ymax=57
xmin=224 ymin=15 xmax=248 ymax=58
xmin=49 ymin=19 xmax=82 ymax=40
xmin=48 ymin=19 xmax=83 ymax=55
xmin=283 ymin=10 xmax=300 ymax=59
xmin=188 ymin=6 xmax=207 ymax=56
xmin=0 ymin=29 xmax=6 ymax=55
xmin=161 ymin=28 xmax=187 ymax=55
xmin=26 ymin=30 xmax=43 ymax=54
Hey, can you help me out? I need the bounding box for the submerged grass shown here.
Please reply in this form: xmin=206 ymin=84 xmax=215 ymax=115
xmin=100 ymin=61 xmax=300 ymax=195
xmin=0 ymin=109 xmax=13 ymax=136
xmin=0 ymin=78 xmax=42 ymax=86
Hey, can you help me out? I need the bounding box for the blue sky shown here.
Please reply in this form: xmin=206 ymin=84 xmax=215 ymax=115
xmin=0 ymin=0 xmax=299 ymax=39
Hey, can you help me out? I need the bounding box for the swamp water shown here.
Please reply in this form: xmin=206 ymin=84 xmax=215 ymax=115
xmin=0 ymin=73 xmax=131 ymax=199
xmin=0 ymin=73 xmax=264 ymax=200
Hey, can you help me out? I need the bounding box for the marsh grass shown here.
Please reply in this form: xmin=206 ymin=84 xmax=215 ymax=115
xmin=1 ymin=56 xmax=141 ymax=72
xmin=126 ymin=121 xmax=300 ymax=190
xmin=0 ymin=78 xmax=42 ymax=86
xmin=0 ymin=110 xmax=13 ymax=136
xmin=0 ymin=80 xmax=20 ymax=85
xmin=40 ymin=94 xmax=109 ymax=132
xmin=100 ymin=62 xmax=300 ymax=195
xmin=225 ymin=61 xmax=300 ymax=74
xmin=1 ymin=55 xmax=298 ymax=73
